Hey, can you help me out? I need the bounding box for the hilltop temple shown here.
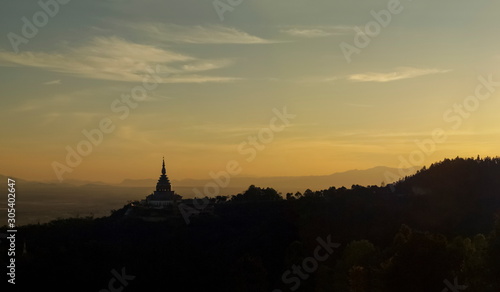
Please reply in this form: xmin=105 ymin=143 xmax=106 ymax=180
xmin=145 ymin=158 xmax=182 ymax=207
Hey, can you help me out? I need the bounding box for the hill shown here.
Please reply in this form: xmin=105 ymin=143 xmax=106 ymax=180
xmin=0 ymin=166 xmax=412 ymax=225
xmin=3 ymin=157 xmax=500 ymax=291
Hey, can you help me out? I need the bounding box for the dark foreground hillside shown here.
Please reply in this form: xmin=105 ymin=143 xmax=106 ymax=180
xmin=2 ymin=157 xmax=500 ymax=291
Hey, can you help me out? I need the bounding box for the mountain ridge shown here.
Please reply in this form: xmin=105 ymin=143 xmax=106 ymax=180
xmin=1 ymin=166 xmax=415 ymax=191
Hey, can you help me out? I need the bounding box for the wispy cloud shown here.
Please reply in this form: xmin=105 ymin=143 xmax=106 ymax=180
xmin=179 ymin=60 xmax=234 ymax=73
xmin=160 ymin=75 xmax=241 ymax=84
xmin=348 ymin=67 xmax=451 ymax=83
xmin=43 ymin=80 xmax=61 ymax=85
xmin=281 ymin=26 xmax=353 ymax=38
xmin=0 ymin=37 xmax=237 ymax=83
xmin=127 ymin=23 xmax=275 ymax=44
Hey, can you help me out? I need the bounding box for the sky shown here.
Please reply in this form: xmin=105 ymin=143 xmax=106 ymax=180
xmin=1 ymin=0 xmax=500 ymax=184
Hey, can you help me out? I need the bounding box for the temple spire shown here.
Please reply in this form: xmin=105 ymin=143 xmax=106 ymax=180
xmin=161 ymin=156 xmax=166 ymax=175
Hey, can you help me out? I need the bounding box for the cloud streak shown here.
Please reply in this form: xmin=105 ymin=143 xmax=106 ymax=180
xmin=126 ymin=23 xmax=276 ymax=44
xmin=281 ymin=26 xmax=353 ymax=38
xmin=43 ymin=80 xmax=62 ymax=85
xmin=0 ymin=37 xmax=238 ymax=83
xmin=348 ymin=67 xmax=451 ymax=83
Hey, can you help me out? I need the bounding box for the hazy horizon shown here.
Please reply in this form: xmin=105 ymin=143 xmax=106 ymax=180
xmin=2 ymin=164 xmax=415 ymax=226
xmin=2 ymin=164 xmax=416 ymax=185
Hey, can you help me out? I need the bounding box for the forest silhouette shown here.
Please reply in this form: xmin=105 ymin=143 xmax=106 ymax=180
xmin=2 ymin=157 xmax=500 ymax=291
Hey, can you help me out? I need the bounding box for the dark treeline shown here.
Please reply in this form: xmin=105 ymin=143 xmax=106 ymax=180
xmin=2 ymin=157 xmax=500 ymax=291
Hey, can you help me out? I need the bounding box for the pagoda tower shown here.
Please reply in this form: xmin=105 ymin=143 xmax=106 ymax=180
xmin=145 ymin=157 xmax=181 ymax=206
xmin=154 ymin=157 xmax=172 ymax=194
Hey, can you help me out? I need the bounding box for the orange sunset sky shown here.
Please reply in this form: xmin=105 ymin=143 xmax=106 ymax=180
xmin=1 ymin=0 xmax=500 ymax=183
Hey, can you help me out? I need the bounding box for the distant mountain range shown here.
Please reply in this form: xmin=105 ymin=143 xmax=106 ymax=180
xmin=0 ymin=166 xmax=414 ymax=225
xmin=2 ymin=166 xmax=416 ymax=197
xmin=118 ymin=166 xmax=415 ymax=193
